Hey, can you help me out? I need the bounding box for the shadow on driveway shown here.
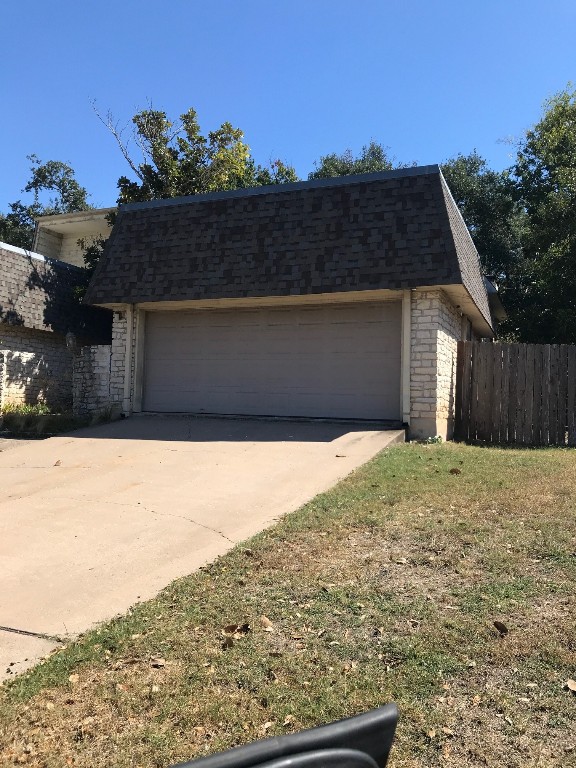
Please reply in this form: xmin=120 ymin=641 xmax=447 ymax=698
xmin=70 ymin=413 xmax=404 ymax=443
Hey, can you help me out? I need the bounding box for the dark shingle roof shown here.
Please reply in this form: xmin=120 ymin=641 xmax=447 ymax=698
xmin=85 ymin=166 xmax=492 ymax=329
xmin=0 ymin=244 xmax=111 ymax=342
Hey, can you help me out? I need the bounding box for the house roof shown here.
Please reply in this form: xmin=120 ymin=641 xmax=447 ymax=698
xmin=84 ymin=166 xmax=493 ymax=333
xmin=0 ymin=242 xmax=111 ymax=343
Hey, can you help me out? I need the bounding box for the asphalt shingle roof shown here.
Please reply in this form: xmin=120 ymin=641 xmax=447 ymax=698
xmin=85 ymin=165 xmax=492 ymax=330
xmin=1 ymin=244 xmax=111 ymax=342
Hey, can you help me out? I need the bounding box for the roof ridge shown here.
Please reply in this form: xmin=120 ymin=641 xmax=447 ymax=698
xmin=119 ymin=165 xmax=441 ymax=213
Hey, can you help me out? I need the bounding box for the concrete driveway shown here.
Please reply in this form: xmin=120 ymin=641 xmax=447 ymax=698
xmin=0 ymin=415 xmax=403 ymax=680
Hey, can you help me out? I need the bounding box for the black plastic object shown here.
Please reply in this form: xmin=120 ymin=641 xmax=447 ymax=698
xmin=242 ymin=748 xmax=379 ymax=768
xmin=170 ymin=704 xmax=398 ymax=768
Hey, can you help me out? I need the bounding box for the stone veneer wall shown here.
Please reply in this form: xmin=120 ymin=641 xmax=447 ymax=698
xmin=110 ymin=312 xmax=129 ymax=407
xmin=409 ymin=289 xmax=461 ymax=440
xmin=72 ymin=308 xmax=136 ymax=417
xmin=72 ymin=345 xmax=112 ymax=416
xmin=0 ymin=325 xmax=73 ymax=409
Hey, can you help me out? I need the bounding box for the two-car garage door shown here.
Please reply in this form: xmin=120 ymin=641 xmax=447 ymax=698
xmin=142 ymin=302 xmax=401 ymax=420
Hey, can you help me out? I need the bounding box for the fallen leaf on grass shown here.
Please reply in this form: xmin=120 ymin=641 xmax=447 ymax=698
xmin=493 ymin=620 xmax=509 ymax=637
xmin=260 ymin=615 xmax=274 ymax=631
xmin=283 ymin=715 xmax=295 ymax=726
xmin=223 ymin=623 xmax=251 ymax=637
xmin=68 ymin=674 xmax=79 ymax=684
xmin=449 ymin=468 xmax=461 ymax=475
xmin=566 ymin=679 xmax=576 ymax=692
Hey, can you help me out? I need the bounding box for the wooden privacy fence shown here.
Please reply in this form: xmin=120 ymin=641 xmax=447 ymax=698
xmin=455 ymin=341 xmax=576 ymax=446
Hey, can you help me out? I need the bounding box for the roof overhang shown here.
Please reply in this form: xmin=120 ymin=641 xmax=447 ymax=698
xmin=92 ymin=288 xmax=406 ymax=314
xmin=89 ymin=284 xmax=493 ymax=338
xmin=440 ymin=284 xmax=495 ymax=338
xmin=34 ymin=207 xmax=115 ymax=238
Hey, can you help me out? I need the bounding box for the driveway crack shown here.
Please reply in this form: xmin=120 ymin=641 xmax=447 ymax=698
xmin=0 ymin=625 xmax=66 ymax=644
xmin=141 ymin=505 xmax=237 ymax=544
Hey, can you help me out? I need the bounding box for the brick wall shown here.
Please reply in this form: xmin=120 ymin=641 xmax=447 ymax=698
xmin=410 ymin=289 xmax=461 ymax=440
xmin=60 ymin=234 xmax=94 ymax=268
xmin=33 ymin=229 xmax=62 ymax=260
xmin=0 ymin=325 xmax=73 ymax=410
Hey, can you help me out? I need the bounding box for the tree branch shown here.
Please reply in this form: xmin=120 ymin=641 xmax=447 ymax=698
xmin=92 ymin=101 xmax=144 ymax=182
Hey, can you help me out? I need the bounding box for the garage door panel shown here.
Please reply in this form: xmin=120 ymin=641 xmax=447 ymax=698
xmin=143 ymin=303 xmax=401 ymax=419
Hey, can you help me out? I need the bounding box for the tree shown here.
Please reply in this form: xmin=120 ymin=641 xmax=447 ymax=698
xmin=440 ymin=152 xmax=529 ymax=338
xmin=0 ymin=155 xmax=91 ymax=249
xmin=308 ymin=140 xmax=399 ymax=179
xmin=512 ymin=86 xmax=576 ymax=342
xmin=440 ymin=152 xmax=526 ymax=281
xmin=98 ymin=106 xmax=298 ymax=205
xmin=70 ymin=105 xmax=298 ymax=282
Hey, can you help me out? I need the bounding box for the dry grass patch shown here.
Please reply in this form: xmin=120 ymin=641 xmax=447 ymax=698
xmin=0 ymin=442 xmax=575 ymax=767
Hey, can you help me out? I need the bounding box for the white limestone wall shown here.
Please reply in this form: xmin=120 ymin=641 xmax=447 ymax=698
xmin=409 ymin=289 xmax=461 ymax=440
xmin=0 ymin=326 xmax=72 ymax=410
xmin=73 ymin=345 xmax=112 ymax=416
xmin=72 ymin=307 xmax=136 ymax=417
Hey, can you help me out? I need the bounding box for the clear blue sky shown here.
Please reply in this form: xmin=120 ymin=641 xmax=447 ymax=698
xmin=2 ymin=0 xmax=575 ymax=211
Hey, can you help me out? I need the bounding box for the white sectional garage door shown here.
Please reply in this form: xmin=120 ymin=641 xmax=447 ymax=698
xmin=142 ymin=303 xmax=402 ymax=420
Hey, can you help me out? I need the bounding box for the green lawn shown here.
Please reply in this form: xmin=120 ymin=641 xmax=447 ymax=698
xmin=1 ymin=442 xmax=575 ymax=767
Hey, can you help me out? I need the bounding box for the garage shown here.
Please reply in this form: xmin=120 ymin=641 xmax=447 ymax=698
xmin=142 ymin=302 xmax=402 ymax=420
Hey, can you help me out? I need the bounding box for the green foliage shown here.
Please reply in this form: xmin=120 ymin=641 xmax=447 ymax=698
xmin=0 ymin=201 xmax=35 ymax=249
xmin=23 ymin=154 xmax=91 ymax=214
xmin=440 ymin=152 xmax=528 ymax=338
xmin=0 ymin=403 xmax=96 ymax=436
xmin=1 ymin=402 xmax=51 ymax=416
xmin=109 ymin=107 xmax=298 ymax=205
xmin=440 ymin=152 xmax=526 ymax=281
xmin=0 ymin=155 xmax=91 ymax=249
xmin=308 ymin=140 xmax=400 ymax=179
xmin=512 ymin=86 xmax=576 ymax=342
xmin=79 ymin=106 xmax=298 ymax=278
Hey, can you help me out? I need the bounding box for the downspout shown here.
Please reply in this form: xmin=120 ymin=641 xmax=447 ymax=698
xmin=122 ymin=304 xmax=134 ymax=415
xmin=401 ymin=290 xmax=411 ymax=426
